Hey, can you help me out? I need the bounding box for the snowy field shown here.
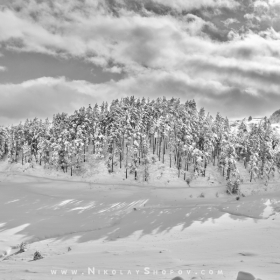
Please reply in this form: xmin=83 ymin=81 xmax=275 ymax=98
xmin=0 ymin=161 xmax=279 ymax=280
xmin=1 ymin=0 xmax=280 ymax=279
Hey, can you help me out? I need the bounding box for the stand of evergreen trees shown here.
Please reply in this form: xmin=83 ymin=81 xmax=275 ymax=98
xmin=0 ymin=96 xmax=279 ymax=191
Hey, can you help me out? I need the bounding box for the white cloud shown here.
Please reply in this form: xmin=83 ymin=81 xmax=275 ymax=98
xmin=0 ymin=1 xmax=278 ymax=75
xmin=0 ymin=2 xmax=240 ymax=73
xmin=0 ymin=66 xmax=280 ymax=125
xmin=0 ymin=77 xmax=102 ymax=124
xmin=269 ymin=0 xmax=280 ymax=6
xmin=0 ymin=0 xmax=279 ymax=122
xmin=223 ymin=18 xmax=240 ymax=27
xmin=150 ymin=0 xmax=239 ymax=11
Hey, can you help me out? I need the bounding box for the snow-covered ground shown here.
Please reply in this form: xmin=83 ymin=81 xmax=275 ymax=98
xmin=0 ymin=160 xmax=280 ymax=280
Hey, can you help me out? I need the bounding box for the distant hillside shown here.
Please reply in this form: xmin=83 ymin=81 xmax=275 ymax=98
xmin=270 ymin=109 xmax=280 ymax=124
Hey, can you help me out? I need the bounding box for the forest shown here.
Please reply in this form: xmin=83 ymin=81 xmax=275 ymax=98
xmin=0 ymin=96 xmax=279 ymax=194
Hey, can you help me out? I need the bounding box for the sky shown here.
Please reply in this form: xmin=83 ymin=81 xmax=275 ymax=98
xmin=0 ymin=0 xmax=280 ymax=125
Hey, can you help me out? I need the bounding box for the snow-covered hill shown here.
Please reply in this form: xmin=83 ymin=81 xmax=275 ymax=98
xmin=0 ymin=157 xmax=280 ymax=279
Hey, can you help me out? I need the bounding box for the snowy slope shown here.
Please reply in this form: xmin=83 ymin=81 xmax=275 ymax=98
xmin=0 ymin=171 xmax=279 ymax=280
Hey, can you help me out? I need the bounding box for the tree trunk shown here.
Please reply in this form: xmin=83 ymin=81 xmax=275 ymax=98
xmin=84 ymin=144 xmax=86 ymax=162
xmin=158 ymin=138 xmax=161 ymax=161
xmin=122 ymin=134 xmax=125 ymax=161
xmin=184 ymin=157 xmax=187 ymax=179
xmin=126 ymin=145 xmax=128 ymax=178
xmin=15 ymin=144 xmax=18 ymax=163
xmin=178 ymin=155 xmax=181 ymax=178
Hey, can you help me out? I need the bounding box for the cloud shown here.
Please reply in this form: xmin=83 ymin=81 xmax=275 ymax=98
xmin=0 ymin=67 xmax=280 ymax=125
xmin=0 ymin=1 xmax=240 ymax=70
xmin=0 ymin=0 xmax=279 ymax=123
xmin=223 ymin=18 xmax=240 ymax=27
xmin=269 ymin=0 xmax=280 ymax=6
xmin=0 ymin=52 xmax=6 ymax=71
xmin=146 ymin=0 xmax=239 ymax=11
xmin=243 ymin=0 xmax=280 ymax=31
xmin=0 ymin=1 xmax=278 ymax=72
xmin=0 ymin=77 xmax=100 ymax=124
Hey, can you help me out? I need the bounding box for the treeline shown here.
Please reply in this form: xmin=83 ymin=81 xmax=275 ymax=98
xmin=0 ymin=97 xmax=279 ymax=192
